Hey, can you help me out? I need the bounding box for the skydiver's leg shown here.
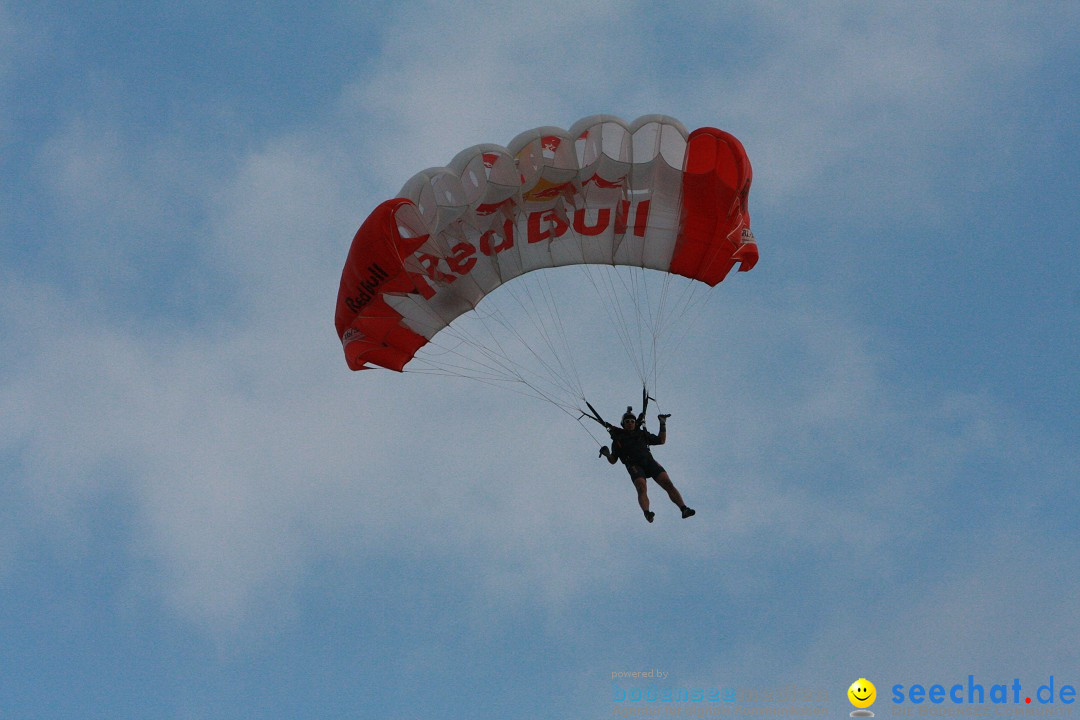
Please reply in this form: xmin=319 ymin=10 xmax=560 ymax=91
xmin=654 ymin=472 xmax=686 ymax=508
xmin=655 ymin=473 xmax=695 ymax=518
xmin=632 ymin=477 xmax=654 ymax=522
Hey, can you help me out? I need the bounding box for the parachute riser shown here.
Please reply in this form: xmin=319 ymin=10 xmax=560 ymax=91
xmin=580 ymin=385 xmax=657 ymax=435
xmin=580 ymin=399 xmax=613 ymax=431
xmin=636 ymin=385 xmax=657 ymax=428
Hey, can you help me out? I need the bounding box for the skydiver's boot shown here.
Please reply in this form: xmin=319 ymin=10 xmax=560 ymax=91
xmin=644 ymin=510 xmax=655 ymax=523
xmin=681 ymin=506 xmax=696 ymax=519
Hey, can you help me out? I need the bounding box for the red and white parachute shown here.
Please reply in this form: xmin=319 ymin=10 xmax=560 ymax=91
xmin=335 ymin=114 xmax=757 ymax=422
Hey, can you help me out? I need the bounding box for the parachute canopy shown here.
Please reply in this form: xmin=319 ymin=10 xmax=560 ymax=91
xmin=335 ymin=114 xmax=756 ymax=373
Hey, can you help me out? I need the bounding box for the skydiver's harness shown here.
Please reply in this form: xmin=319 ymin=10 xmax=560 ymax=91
xmin=581 ymin=386 xmax=668 ymax=455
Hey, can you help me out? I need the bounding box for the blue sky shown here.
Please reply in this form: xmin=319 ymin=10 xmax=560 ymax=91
xmin=2 ymin=1 xmax=1078 ymax=718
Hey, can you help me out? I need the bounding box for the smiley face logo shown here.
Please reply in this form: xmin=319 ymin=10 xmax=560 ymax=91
xmin=848 ymin=679 xmax=876 ymax=709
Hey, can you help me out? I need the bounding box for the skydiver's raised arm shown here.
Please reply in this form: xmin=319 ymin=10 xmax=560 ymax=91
xmin=656 ymin=414 xmax=670 ymax=445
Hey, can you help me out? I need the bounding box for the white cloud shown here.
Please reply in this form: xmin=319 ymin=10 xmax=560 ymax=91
xmin=696 ymin=3 xmax=1076 ymax=217
xmin=336 ymin=0 xmax=640 ymax=188
xmin=1 ymin=267 xmax=388 ymax=629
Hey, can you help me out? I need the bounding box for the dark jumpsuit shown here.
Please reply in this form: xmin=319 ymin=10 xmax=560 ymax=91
xmin=608 ymin=427 xmax=666 ymax=480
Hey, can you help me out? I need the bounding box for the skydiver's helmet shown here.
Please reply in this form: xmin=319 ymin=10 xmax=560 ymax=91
xmin=621 ymin=407 xmax=636 ymax=428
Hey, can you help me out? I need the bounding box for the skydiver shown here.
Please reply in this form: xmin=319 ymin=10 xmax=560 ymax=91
xmin=599 ymin=407 xmax=695 ymax=523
